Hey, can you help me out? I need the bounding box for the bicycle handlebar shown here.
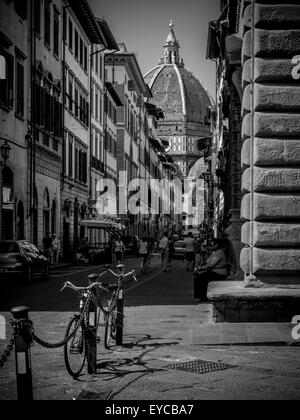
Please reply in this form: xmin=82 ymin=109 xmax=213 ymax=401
xmin=61 ymin=269 xmax=137 ymax=292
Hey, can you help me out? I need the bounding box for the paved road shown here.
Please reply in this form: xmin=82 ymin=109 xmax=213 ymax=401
xmin=1 ymin=258 xmax=300 ymax=400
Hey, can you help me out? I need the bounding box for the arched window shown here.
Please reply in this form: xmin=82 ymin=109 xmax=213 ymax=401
xmin=43 ymin=189 xmax=50 ymax=238
xmin=17 ymin=201 xmax=24 ymax=240
xmin=51 ymin=199 xmax=57 ymax=235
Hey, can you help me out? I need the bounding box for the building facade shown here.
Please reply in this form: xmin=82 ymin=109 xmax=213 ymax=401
xmin=0 ymin=0 xmax=30 ymax=242
xmin=207 ymin=0 xmax=300 ymax=320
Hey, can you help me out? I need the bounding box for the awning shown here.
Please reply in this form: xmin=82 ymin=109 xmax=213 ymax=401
xmin=105 ymin=82 xmax=123 ymax=106
xmin=80 ymin=219 xmax=125 ymax=237
xmin=149 ymin=137 xmax=164 ymax=151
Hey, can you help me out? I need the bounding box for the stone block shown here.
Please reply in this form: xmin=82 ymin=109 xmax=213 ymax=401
xmin=243 ymin=5 xmax=252 ymax=29
xmin=240 ymin=247 xmax=300 ymax=275
xmin=254 ymin=58 xmax=299 ymax=84
xmin=242 ymin=167 xmax=300 ymax=193
xmin=242 ymin=59 xmax=251 ymax=87
xmin=254 ymin=84 xmax=300 ymax=112
xmin=255 ymin=29 xmax=300 ymax=58
xmin=241 ymin=193 xmax=300 ymax=221
xmin=242 ymin=30 xmax=252 ymax=64
xmin=242 ymin=222 xmax=300 ymax=247
xmin=241 ymin=138 xmax=251 ymax=169
xmin=242 ymin=112 xmax=251 ymax=140
xmin=242 ymin=84 xmax=251 ymax=115
xmin=253 ymin=138 xmax=300 ymax=166
xmin=254 ymin=113 xmax=300 ymax=138
xmin=255 ymin=4 xmax=300 ymax=29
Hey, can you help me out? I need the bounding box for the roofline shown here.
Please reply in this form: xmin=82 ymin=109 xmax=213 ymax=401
xmin=69 ymin=0 xmax=105 ymax=44
xmin=96 ymin=18 xmax=119 ymax=51
xmin=105 ymin=52 xmax=150 ymax=96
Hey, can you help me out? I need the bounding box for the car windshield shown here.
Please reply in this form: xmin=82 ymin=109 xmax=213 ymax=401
xmin=0 ymin=242 xmax=19 ymax=254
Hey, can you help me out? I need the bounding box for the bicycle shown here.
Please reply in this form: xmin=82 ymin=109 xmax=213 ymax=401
xmin=61 ymin=264 xmax=137 ymax=378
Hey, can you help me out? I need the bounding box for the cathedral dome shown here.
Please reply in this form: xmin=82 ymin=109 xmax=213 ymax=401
xmin=144 ymin=21 xmax=214 ymax=129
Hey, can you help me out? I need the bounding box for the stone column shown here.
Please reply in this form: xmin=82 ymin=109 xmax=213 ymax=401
xmin=240 ymin=1 xmax=300 ymax=286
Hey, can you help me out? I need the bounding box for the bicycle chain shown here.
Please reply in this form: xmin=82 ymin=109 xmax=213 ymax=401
xmin=32 ymin=296 xmax=91 ymax=349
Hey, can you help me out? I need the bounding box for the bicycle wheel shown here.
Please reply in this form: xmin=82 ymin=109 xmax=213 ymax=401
xmin=104 ymin=309 xmax=117 ymax=349
xmin=64 ymin=315 xmax=86 ymax=378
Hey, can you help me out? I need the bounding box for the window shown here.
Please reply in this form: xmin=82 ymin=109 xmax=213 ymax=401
xmin=68 ymin=137 xmax=73 ymax=177
xmin=15 ymin=0 xmax=27 ymax=20
xmin=68 ymin=18 xmax=73 ymax=50
xmin=95 ymin=88 xmax=98 ymax=121
xmin=44 ymin=0 xmax=51 ymax=47
xmin=84 ymin=46 xmax=88 ymax=72
xmin=68 ymin=73 xmax=73 ymax=112
xmin=80 ymin=38 xmax=83 ymax=67
xmin=16 ymin=55 xmax=24 ymax=118
xmin=75 ymin=30 xmax=79 ymax=59
xmin=0 ymin=51 xmax=14 ymax=109
xmin=53 ymin=8 xmax=59 ymax=57
xmin=34 ymin=0 xmax=41 ymax=35
xmin=99 ymin=54 xmax=103 ymax=80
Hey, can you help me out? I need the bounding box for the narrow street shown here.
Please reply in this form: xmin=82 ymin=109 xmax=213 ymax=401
xmin=1 ymin=257 xmax=300 ymax=400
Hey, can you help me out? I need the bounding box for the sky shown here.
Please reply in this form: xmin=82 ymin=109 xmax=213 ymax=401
xmin=89 ymin=0 xmax=220 ymax=99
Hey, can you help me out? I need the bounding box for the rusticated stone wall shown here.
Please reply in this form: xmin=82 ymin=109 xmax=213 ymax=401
xmin=240 ymin=0 xmax=300 ymax=285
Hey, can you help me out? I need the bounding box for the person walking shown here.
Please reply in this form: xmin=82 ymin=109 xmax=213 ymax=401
xmin=194 ymin=238 xmax=229 ymax=302
xmin=114 ymin=236 xmax=125 ymax=265
xmin=183 ymin=232 xmax=195 ymax=271
xmin=168 ymin=237 xmax=175 ymax=267
xmin=159 ymin=232 xmax=170 ymax=272
xmin=52 ymin=235 xmax=61 ymax=265
xmin=139 ymin=237 xmax=149 ymax=274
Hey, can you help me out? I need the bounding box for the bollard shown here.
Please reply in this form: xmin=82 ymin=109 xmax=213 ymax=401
xmin=85 ymin=285 xmax=97 ymax=375
xmin=11 ymin=307 xmax=33 ymax=401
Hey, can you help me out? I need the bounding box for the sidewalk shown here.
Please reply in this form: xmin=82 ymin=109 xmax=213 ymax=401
xmin=1 ymin=260 xmax=300 ymax=400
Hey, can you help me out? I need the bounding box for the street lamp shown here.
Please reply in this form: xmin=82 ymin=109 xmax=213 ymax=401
xmin=0 ymin=140 xmax=11 ymax=240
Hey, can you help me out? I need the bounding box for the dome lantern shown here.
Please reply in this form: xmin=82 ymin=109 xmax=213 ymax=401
xmin=162 ymin=20 xmax=181 ymax=65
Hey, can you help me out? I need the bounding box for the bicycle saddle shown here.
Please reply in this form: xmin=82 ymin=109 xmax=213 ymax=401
xmin=88 ymin=274 xmax=98 ymax=281
xmin=117 ymin=264 xmax=125 ymax=269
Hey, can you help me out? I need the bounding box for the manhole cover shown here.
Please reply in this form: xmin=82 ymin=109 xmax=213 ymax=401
xmin=165 ymin=359 xmax=235 ymax=375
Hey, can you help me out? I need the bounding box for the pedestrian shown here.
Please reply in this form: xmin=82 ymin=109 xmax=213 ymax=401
xmin=168 ymin=237 xmax=175 ymax=267
xmin=183 ymin=232 xmax=195 ymax=271
xmin=114 ymin=236 xmax=125 ymax=265
xmin=139 ymin=237 xmax=149 ymax=274
xmin=43 ymin=232 xmax=53 ymax=264
xmin=159 ymin=232 xmax=170 ymax=272
xmin=194 ymin=238 xmax=229 ymax=302
xmin=52 ymin=235 xmax=61 ymax=265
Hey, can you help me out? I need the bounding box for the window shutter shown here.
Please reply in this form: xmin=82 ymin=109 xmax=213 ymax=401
xmin=8 ymin=54 xmax=14 ymax=108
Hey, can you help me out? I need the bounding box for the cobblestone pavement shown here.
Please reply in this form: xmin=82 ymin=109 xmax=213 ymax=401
xmin=0 ymin=258 xmax=300 ymax=400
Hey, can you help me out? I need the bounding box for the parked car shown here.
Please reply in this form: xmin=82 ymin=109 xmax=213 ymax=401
xmin=0 ymin=240 xmax=50 ymax=282
xmin=173 ymin=240 xmax=185 ymax=259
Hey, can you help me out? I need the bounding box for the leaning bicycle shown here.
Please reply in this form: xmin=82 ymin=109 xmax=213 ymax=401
xmin=61 ymin=265 xmax=137 ymax=377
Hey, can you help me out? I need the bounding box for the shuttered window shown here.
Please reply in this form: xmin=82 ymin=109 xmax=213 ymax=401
xmin=16 ymin=58 xmax=24 ymax=117
xmin=44 ymin=0 xmax=51 ymax=47
xmin=0 ymin=51 xmax=14 ymax=110
xmin=53 ymin=8 xmax=59 ymax=57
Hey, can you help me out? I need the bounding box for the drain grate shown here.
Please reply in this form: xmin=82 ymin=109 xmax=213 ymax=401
xmin=165 ymin=359 xmax=235 ymax=375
